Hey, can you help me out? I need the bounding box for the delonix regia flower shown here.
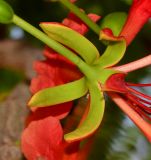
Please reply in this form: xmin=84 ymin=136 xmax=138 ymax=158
xmin=27 ymin=0 xmax=151 ymax=145
xmin=0 ymin=0 xmax=151 ymax=159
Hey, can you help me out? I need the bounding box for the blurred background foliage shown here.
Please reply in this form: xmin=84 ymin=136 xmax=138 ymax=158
xmin=0 ymin=0 xmax=151 ymax=159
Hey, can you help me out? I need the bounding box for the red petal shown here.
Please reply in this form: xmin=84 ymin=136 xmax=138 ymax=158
xmin=21 ymin=116 xmax=64 ymax=160
xmin=26 ymin=102 xmax=73 ymax=123
xmin=62 ymin=12 xmax=100 ymax=35
xmin=120 ymin=0 xmax=151 ymax=45
xmin=30 ymin=47 xmax=82 ymax=94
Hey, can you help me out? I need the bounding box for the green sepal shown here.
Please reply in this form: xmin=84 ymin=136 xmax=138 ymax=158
xmin=28 ymin=77 xmax=88 ymax=108
xmin=94 ymin=38 xmax=126 ymax=68
xmin=64 ymin=82 xmax=105 ymax=142
xmin=100 ymin=12 xmax=127 ymax=36
xmin=0 ymin=0 xmax=14 ymax=24
xmin=97 ymin=68 xmax=120 ymax=84
xmin=40 ymin=23 xmax=99 ymax=64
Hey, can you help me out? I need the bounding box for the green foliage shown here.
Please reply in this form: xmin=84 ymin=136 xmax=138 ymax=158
xmin=0 ymin=68 xmax=23 ymax=100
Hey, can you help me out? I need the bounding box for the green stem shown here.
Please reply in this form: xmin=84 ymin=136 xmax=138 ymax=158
xmin=12 ymin=14 xmax=95 ymax=79
xmin=13 ymin=15 xmax=83 ymax=67
xmin=60 ymin=0 xmax=100 ymax=34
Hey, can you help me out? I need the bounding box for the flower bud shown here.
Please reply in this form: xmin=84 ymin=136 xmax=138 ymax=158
xmin=0 ymin=0 xmax=14 ymax=24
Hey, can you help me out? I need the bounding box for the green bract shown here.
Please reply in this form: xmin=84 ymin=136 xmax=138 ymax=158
xmin=40 ymin=23 xmax=99 ymax=64
xmin=28 ymin=77 xmax=88 ymax=107
xmin=100 ymin=12 xmax=127 ymax=36
xmin=0 ymin=0 xmax=14 ymax=24
xmin=94 ymin=38 xmax=126 ymax=68
xmin=64 ymin=82 xmax=105 ymax=141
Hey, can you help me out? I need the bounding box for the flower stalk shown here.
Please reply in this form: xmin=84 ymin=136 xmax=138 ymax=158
xmin=59 ymin=0 xmax=100 ymax=34
xmin=12 ymin=15 xmax=84 ymax=68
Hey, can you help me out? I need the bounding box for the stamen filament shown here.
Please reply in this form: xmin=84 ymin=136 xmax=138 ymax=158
xmin=132 ymin=106 xmax=151 ymax=122
xmin=130 ymin=94 xmax=151 ymax=105
xmin=127 ymin=94 xmax=151 ymax=114
xmin=127 ymin=87 xmax=151 ymax=100
xmin=126 ymin=82 xmax=151 ymax=87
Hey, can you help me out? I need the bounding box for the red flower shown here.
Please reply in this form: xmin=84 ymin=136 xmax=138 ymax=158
xmin=120 ymin=0 xmax=151 ymax=45
xmin=22 ymin=114 xmax=91 ymax=160
xmin=21 ymin=116 xmax=64 ymax=160
xmin=62 ymin=12 xmax=100 ymax=35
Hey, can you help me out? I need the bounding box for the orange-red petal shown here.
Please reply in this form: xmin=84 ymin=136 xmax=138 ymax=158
xmin=21 ymin=116 xmax=64 ymax=160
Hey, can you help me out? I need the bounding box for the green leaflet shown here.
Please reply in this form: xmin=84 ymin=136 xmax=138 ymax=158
xmin=100 ymin=12 xmax=127 ymax=36
xmin=28 ymin=77 xmax=88 ymax=108
xmin=94 ymin=39 xmax=126 ymax=68
xmin=40 ymin=23 xmax=99 ymax=64
xmin=64 ymin=82 xmax=105 ymax=142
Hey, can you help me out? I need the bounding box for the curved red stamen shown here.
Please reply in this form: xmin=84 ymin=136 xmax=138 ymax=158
xmin=131 ymin=95 xmax=151 ymax=105
xmin=126 ymin=82 xmax=151 ymax=87
xmin=127 ymin=87 xmax=151 ymax=100
xmin=131 ymin=105 xmax=151 ymax=122
xmin=127 ymin=93 xmax=151 ymax=114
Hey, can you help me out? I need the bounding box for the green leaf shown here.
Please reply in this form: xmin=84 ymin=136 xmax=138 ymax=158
xmin=0 ymin=68 xmax=23 ymax=91
xmin=94 ymin=39 xmax=126 ymax=68
xmin=100 ymin=12 xmax=127 ymax=36
xmin=28 ymin=77 xmax=88 ymax=108
xmin=40 ymin=23 xmax=99 ymax=64
xmin=64 ymin=82 xmax=105 ymax=142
